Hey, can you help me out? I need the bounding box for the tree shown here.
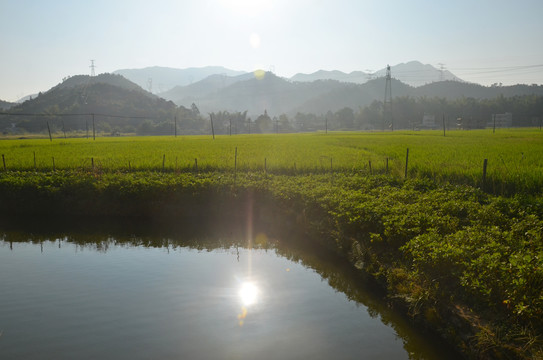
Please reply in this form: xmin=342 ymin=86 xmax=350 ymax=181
xmin=255 ymin=110 xmax=272 ymax=133
xmin=335 ymin=107 xmax=355 ymax=129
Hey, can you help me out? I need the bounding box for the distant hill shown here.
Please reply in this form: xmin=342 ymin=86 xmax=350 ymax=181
xmin=54 ymin=73 xmax=146 ymax=93
xmin=3 ymin=68 xmax=542 ymax=136
xmin=8 ymin=73 xmax=172 ymax=115
xmin=0 ymin=99 xmax=14 ymax=110
xmin=161 ymin=70 xmax=543 ymax=118
xmin=292 ymin=61 xmax=463 ymax=87
xmin=290 ymin=70 xmax=369 ymax=84
xmin=16 ymin=94 xmax=39 ymax=103
xmin=413 ymin=81 xmax=543 ymax=99
xmin=160 ymin=72 xmax=255 ymax=103
xmin=163 ymin=71 xmax=352 ymax=117
xmin=114 ymin=66 xmax=247 ymax=93
xmin=375 ymin=61 xmax=462 ymax=86
xmin=3 ymin=73 xmax=178 ymax=134
xmin=291 ymin=78 xmax=413 ymax=115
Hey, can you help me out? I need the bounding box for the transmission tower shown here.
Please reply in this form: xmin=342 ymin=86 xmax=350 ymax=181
xmin=147 ymin=78 xmax=153 ymax=93
xmin=383 ymin=64 xmax=393 ymax=131
xmin=438 ymin=63 xmax=445 ymax=82
xmin=90 ymin=60 xmax=96 ymax=76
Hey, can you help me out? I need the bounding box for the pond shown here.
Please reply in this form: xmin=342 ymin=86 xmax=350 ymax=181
xmin=0 ymin=225 xmax=458 ymax=359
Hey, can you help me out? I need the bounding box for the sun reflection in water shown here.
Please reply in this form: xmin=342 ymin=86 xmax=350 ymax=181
xmin=237 ymin=281 xmax=259 ymax=326
xmin=239 ymin=281 xmax=258 ymax=306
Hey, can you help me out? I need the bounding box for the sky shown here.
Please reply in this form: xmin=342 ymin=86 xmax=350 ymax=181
xmin=1 ymin=0 xmax=543 ymax=102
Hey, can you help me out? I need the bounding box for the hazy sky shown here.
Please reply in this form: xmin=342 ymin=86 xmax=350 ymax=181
xmin=1 ymin=0 xmax=542 ymax=101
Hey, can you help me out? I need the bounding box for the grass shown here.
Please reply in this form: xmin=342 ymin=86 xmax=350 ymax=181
xmin=1 ymin=129 xmax=542 ymax=194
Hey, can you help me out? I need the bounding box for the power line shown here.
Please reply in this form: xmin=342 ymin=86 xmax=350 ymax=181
xmin=0 ymin=112 xmax=159 ymax=120
xmin=450 ymin=64 xmax=543 ymax=71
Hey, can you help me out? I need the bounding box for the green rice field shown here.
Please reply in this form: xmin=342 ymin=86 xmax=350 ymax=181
xmin=1 ymin=129 xmax=542 ymax=194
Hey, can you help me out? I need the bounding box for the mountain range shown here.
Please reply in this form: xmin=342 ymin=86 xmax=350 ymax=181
xmin=156 ymin=71 xmax=543 ymax=117
xmin=113 ymin=66 xmax=247 ymax=93
xmin=111 ymin=61 xmax=460 ymax=94
xmin=3 ymin=61 xmax=543 ymax=124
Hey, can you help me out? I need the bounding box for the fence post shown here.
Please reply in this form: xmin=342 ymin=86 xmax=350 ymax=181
xmin=234 ymin=147 xmax=238 ymax=183
xmin=210 ymin=114 xmax=215 ymax=140
xmin=92 ymin=113 xmax=96 ymax=141
xmin=34 ymin=151 xmax=36 ymax=170
xmin=386 ymin=157 xmax=389 ymax=174
xmin=47 ymin=121 xmax=52 ymax=142
xmin=405 ymin=148 xmax=409 ymax=179
xmin=368 ymin=160 xmax=372 ymax=175
xmin=482 ymin=158 xmax=488 ymax=188
xmin=493 ymin=114 xmax=496 ymax=134
xmin=162 ymin=154 xmax=165 ymax=172
xmin=2 ymin=154 xmax=5 ymax=171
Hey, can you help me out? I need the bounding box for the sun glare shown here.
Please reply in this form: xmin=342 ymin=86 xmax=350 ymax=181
xmin=239 ymin=282 xmax=259 ymax=306
xmin=249 ymin=32 xmax=261 ymax=49
xmin=219 ymin=0 xmax=273 ymax=17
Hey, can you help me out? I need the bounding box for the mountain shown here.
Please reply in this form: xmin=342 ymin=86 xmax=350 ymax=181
xmin=3 ymin=73 xmax=178 ymax=134
xmin=291 ymin=61 xmax=463 ymax=87
xmin=374 ymin=61 xmax=462 ymax=87
xmin=413 ymin=81 xmax=543 ymax=99
xmin=9 ymin=73 xmax=171 ymax=115
xmin=0 ymin=99 xmax=14 ymax=110
xmin=114 ymin=66 xmax=247 ymax=93
xmin=16 ymin=94 xmax=39 ymax=103
xmin=291 ymin=78 xmax=413 ymax=115
xmin=163 ymin=71 xmax=352 ymax=117
xmin=54 ymin=73 xmax=146 ymax=93
xmin=160 ymin=69 xmax=543 ymax=118
xmin=290 ymin=70 xmax=369 ymax=84
xmin=159 ymin=72 xmax=255 ymax=103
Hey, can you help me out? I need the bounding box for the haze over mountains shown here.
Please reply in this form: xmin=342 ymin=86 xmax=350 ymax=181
xmin=112 ymin=61 xmax=460 ymax=94
xmin=113 ymin=66 xmax=247 ymax=93
xmin=2 ymin=61 xmax=542 ymax=123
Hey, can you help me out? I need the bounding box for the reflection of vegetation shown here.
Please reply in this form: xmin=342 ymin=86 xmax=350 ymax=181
xmin=0 ymin=224 xmax=456 ymax=359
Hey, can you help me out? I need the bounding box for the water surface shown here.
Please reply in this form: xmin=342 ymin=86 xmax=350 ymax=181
xmin=0 ymin=231 xmax=456 ymax=359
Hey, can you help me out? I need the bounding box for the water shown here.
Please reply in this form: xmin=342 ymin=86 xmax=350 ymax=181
xmin=0 ymin=230 xmax=457 ymax=359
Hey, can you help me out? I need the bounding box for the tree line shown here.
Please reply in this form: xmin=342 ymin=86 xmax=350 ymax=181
xmin=2 ymin=94 xmax=542 ymax=137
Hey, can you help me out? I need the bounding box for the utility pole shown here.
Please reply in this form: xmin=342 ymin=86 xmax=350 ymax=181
xmin=383 ymin=65 xmax=393 ymax=131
